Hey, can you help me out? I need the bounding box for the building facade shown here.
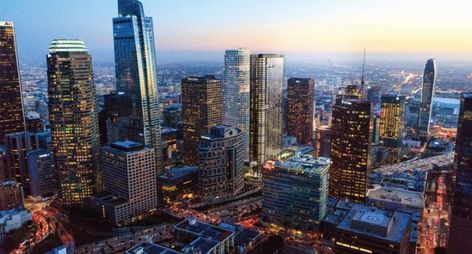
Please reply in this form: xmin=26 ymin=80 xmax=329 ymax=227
xmin=0 ymin=180 xmax=23 ymax=210
xmin=198 ymin=125 xmax=245 ymax=201
xmin=447 ymin=92 xmax=472 ymax=254
xmin=249 ymin=54 xmax=285 ymax=167
xmin=182 ymin=76 xmax=223 ymax=165
xmin=223 ymin=48 xmax=251 ymax=162
xmin=108 ymin=0 xmax=162 ymax=172
xmin=262 ymin=155 xmax=329 ymax=231
xmin=379 ymin=94 xmax=405 ymax=148
xmin=287 ymin=78 xmax=315 ymax=145
xmin=330 ymin=99 xmax=372 ymax=203
xmin=96 ymin=141 xmax=157 ymax=225
xmin=0 ymin=21 xmax=25 ymax=144
xmin=47 ymin=39 xmax=100 ymax=204
xmin=418 ymin=58 xmax=437 ymax=140
xmin=26 ymin=149 xmax=56 ymax=198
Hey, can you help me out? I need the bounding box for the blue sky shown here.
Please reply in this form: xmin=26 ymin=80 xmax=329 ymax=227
xmin=2 ymin=0 xmax=472 ymax=64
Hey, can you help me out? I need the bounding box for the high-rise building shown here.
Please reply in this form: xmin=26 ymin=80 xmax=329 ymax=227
xmin=263 ymin=155 xmax=329 ymax=231
xmin=26 ymin=149 xmax=56 ymax=198
xmin=418 ymin=58 xmax=437 ymax=139
xmin=47 ymin=39 xmax=100 ymax=204
xmin=0 ymin=21 xmax=25 ymax=144
xmin=182 ymin=76 xmax=223 ymax=165
xmin=249 ymin=54 xmax=285 ymax=167
xmin=447 ymin=93 xmax=472 ymax=254
xmin=109 ymin=0 xmax=162 ymax=172
xmin=4 ymin=132 xmax=49 ymax=195
xmin=330 ymin=99 xmax=372 ymax=203
xmin=198 ymin=125 xmax=245 ymax=201
xmin=287 ymin=78 xmax=315 ymax=145
xmin=316 ymin=125 xmax=332 ymax=158
xmin=223 ymin=48 xmax=250 ymax=161
xmin=0 ymin=180 xmax=24 ymax=210
xmin=93 ymin=141 xmax=157 ymax=225
xmin=379 ymin=94 xmax=405 ymax=148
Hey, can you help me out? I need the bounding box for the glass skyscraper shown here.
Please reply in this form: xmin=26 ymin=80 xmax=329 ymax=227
xmin=110 ymin=0 xmax=161 ymax=172
xmin=0 ymin=21 xmax=25 ymax=144
xmin=418 ymin=58 xmax=436 ymax=139
xmin=249 ymin=54 xmax=285 ymax=167
xmin=223 ymin=48 xmax=250 ymax=162
xmin=287 ymin=78 xmax=315 ymax=145
xmin=47 ymin=39 xmax=100 ymax=205
xmin=447 ymin=93 xmax=472 ymax=254
xmin=379 ymin=94 xmax=405 ymax=148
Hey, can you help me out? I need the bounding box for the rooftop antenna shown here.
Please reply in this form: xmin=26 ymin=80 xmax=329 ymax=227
xmin=361 ymin=47 xmax=366 ymax=90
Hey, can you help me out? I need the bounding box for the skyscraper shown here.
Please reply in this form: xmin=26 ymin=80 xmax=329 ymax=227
xmin=330 ymin=99 xmax=372 ymax=203
xmin=0 ymin=21 xmax=25 ymax=144
xmin=379 ymin=94 xmax=405 ymax=148
xmin=182 ymin=76 xmax=223 ymax=165
xmin=418 ymin=58 xmax=437 ymax=140
xmin=198 ymin=125 xmax=245 ymax=201
xmin=95 ymin=141 xmax=157 ymax=225
xmin=110 ymin=0 xmax=161 ymax=172
xmin=47 ymin=39 xmax=100 ymax=205
xmin=287 ymin=78 xmax=315 ymax=145
xmin=27 ymin=149 xmax=56 ymax=198
xmin=447 ymin=93 xmax=472 ymax=254
xmin=223 ymin=48 xmax=250 ymax=161
xmin=249 ymin=54 xmax=285 ymax=167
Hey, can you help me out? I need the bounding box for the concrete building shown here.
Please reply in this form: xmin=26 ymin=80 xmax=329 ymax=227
xmin=27 ymin=149 xmax=56 ymax=197
xmin=92 ymin=141 xmax=157 ymax=225
xmin=262 ymin=155 xmax=329 ymax=231
xmin=366 ymin=186 xmax=424 ymax=212
xmin=0 ymin=208 xmax=31 ymax=233
xmin=198 ymin=125 xmax=245 ymax=201
xmin=0 ymin=180 xmax=23 ymax=210
xmin=157 ymin=166 xmax=198 ymax=205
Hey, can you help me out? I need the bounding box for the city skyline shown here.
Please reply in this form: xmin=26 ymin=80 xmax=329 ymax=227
xmin=2 ymin=0 xmax=472 ymax=64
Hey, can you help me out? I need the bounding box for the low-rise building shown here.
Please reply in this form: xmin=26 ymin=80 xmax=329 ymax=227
xmin=0 ymin=208 xmax=32 ymax=233
xmin=157 ymin=166 xmax=198 ymax=205
xmin=0 ymin=180 xmax=24 ymax=210
xmin=366 ymin=185 xmax=424 ymax=212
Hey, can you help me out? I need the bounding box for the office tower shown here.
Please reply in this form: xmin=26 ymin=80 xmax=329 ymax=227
xmin=330 ymin=99 xmax=372 ymax=203
xmin=418 ymin=58 xmax=437 ymax=139
xmin=0 ymin=180 xmax=24 ymax=210
xmin=110 ymin=0 xmax=162 ymax=173
xmin=343 ymin=85 xmax=363 ymax=100
xmin=263 ymin=155 xmax=329 ymax=231
xmin=367 ymin=86 xmax=381 ymax=108
xmin=287 ymin=78 xmax=315 ymax=145
xmin=0 ymin=148 xmax=6 ymax=180
xmin=4 ymin=132 xmax=48 ymax=195
xmin=447 ymin=93 xmax=472 ymax=254
xmin=25 ymin=116 xmax=44 ymax=133
xmin=223 ymin=48 xmax=250 ymax=161
xmin=47 ymin=39 xmax=100 ymax=204
xmin=0 ymin=21 xmax=25 ymax=144
xmin=27 ymin=149 xmax=56 ymax=197
xmin=249 ymin=54 xmax=285 ymax=166
xmin=182 ymin=76 xmax=223 ymax=165
xmin=94 ymin=141 xmax=157 ymax=225
xmin=326 ymin=201 xmax=416 ymax=254
xmin=198 ymin=125 xmax=245 ymax=201
xmin=379 ymin=94 xmax=405 ymax=148
xmin=315 ymin=125 xmax=332 ymax=158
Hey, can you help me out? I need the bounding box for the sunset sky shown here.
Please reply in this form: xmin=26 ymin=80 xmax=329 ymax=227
xmin=2 ymin=0 xmax=472 ymax=63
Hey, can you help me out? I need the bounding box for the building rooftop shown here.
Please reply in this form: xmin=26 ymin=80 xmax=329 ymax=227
xmin=159 ymin=166 xmax=198 ymax=182
xmin=275 ymin=155 xmax=330 ymax=176
xmin=183 ymin=237 xmax=219 ymax=254
xmin=337 ymin=204 xmax=412 ymax=243
xmin=126 ymin=242 xmax=181 ymax=254
xmin=175 ymin=218 xmax=233 ymax=242
xmin=49 ymin=39 xmax=88 ymax=53
xmin=366 ymin=185 xmax=424 ymax=209
xmin=110 ymin=140 xmax=145 ymax=152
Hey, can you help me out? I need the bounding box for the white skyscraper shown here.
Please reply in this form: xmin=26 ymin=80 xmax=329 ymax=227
xmin=223 ymin=48 xmax=250 ymax=161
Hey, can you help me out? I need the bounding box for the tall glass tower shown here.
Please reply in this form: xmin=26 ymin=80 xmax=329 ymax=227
xmin=223 ymin=48 xmax=250 ymax=162
xmin=0 ymin=21 xmax=25 ymax=144
xmin=47 ymin=40 xmax=100 ymax=205
xmin=249 ymin=54 xmax=284 ymax=167
xmin=111 ymin=0 xmax=161 ymax=172
xmin=418 ymin=58 xmax=436 ymax=139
